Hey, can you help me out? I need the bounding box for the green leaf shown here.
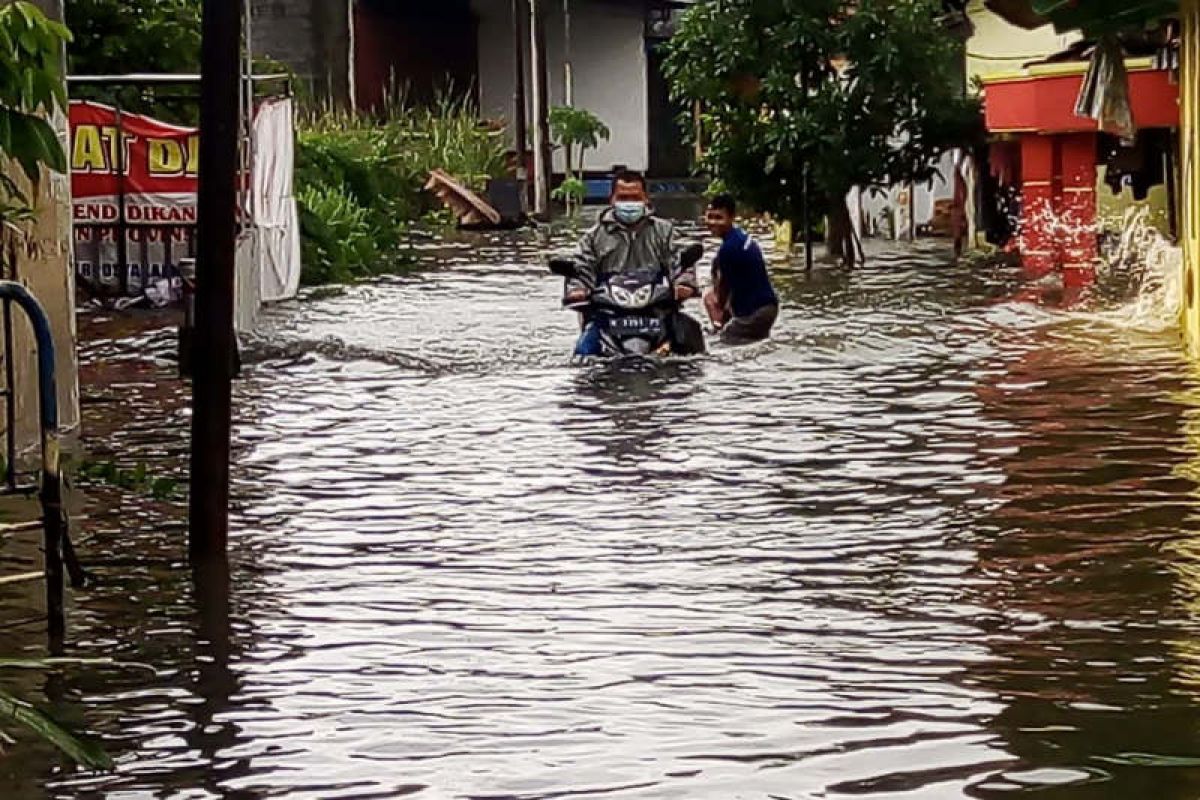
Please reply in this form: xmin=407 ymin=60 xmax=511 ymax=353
xmin=1094 ymin=753 xmax=1200 ymax=768
xmin=0 ymin=657 xmax=156 ymax=674
xmin=19 ymin=113 xmax=63 ymax=174
xmin=0 ymin=688 xmax=114 ymax=771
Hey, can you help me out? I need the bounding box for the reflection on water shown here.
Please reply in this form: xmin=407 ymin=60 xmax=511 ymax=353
xmin=4 ymin=230 xmax=1200 ymax=798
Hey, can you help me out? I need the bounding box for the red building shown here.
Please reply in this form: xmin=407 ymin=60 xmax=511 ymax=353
xmin=981 ymin=57 xmax=1178 ymax=287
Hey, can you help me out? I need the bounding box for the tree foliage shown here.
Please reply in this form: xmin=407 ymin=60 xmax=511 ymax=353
xmin=549 ymin=105 xmax=610 ymax=216
xmin=549 ymin=106 xmax=610 ymax=175
xmin=64 ymin=0 xmax=200 ymax=75
xmin=0 ymin=1 xmax=71 ymax=219
xmin=664 ymin=0 xmax=980 ymax=261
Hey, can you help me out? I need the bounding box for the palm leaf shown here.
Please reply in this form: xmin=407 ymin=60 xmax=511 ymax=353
xmin=0 ymin=657 xmax=155 ymax=674
xmin=0 ymin=687 xmax=113 ymax=770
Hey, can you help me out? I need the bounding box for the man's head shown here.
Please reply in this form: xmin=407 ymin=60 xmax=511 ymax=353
xmin=705 ymin=194 xmax=737 ymax=239
xmin=610 ymin=170 xmax=650 ymax=226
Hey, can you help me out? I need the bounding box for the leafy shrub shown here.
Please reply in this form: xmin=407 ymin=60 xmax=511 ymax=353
xmin=296 ymin=184 xmax=380 ymax=285
xmin=293 ymin=93 xmax=509 ymax=284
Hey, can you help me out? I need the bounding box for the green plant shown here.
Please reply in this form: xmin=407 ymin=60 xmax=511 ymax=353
xmin=0 ymin=688 xmax=111 ymax=769
xmin=292 ymin=92 xmax=507 ymax=283
xmin=0 ymin=657 xmax=151 ymax=770
xmin=78 ymin=459 xmax=180 ymax=500
xmin=665 ymin=0 xmax=980 ymax=265
xmin=0 ymin=2 xmax=71 ymax=221
xmin=549 ymin=106 xmax=609 ymax=216
xmin=549 ymin=105 xmax=610 ymax=177
xmin=552 ymin=176 xmax=586 ymax=207
xmin=296 ymin=184 xmax=380 ymax=285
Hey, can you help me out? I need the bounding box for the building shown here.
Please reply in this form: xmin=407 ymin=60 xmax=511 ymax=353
xmin=251 ymin=0 xmax=691 ymax=177
xmin=979 ymin=50 xmax=1178 ymax=287
xmin=966 ymin=0 xmax=1081 ymax=89
xmin=968 ymin=1 xmax=1184 ymax=293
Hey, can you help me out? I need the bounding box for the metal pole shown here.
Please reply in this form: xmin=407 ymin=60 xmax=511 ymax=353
xmin=0 ymin=282 xmax=66 ymax=639
xmin=563 ymin=0 xmax=573 ymax=107
xmin=530 ymin=0 xmax=551 ymax=217
xmin=512 ymin=0 xmax=529 ymax=210
xmin=115 ymin=106 xmax=129 ymax=298
xmin=3 ymin=298 xmax=15 ymax=490
xmin=243 ymin=0 xmax=255 ymax=225
xmin=908 ymin=180 xmax=917 ymax=241
xmin=189 ymin=0 xmax=243 ymax=563
xmin=802 ymin=162 xmax=812 ymax=272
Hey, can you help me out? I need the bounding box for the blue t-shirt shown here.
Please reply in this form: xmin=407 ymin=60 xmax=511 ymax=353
xmin=715 ymin=227 xmax=778 ymax=318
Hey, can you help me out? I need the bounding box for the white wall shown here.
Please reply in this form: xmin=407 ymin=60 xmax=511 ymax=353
xmin=474 ymin=0 xmax=649 ymax=173
xmin=966 ymin=0 xmax=1082 ymax=91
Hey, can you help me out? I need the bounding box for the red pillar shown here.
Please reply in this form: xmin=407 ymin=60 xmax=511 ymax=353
xmin=1019 ymin=134 xmax=1056 ymax=278
xmin=1057 ymin=132 xmax=1098 ymax=289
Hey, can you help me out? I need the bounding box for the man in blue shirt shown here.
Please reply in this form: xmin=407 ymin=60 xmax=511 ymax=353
xmin=702 ymin=194 xmax=779 ymax=344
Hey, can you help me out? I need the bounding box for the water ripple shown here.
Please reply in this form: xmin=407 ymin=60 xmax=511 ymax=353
xmin=4 ymin=229 xmax=1200 ymax=799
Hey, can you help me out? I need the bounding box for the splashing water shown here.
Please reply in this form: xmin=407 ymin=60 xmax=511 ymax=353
xmin=1018 ymin=198 xmax=1183 ymax=331
xmin=1089 ymin=206 xmax=1183 ymax=332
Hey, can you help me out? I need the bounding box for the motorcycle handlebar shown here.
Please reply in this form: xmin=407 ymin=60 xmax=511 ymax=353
xmin=550 ymin=242 xmax=703 ymax=277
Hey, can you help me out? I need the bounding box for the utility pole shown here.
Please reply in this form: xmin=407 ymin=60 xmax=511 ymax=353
xmin=530 ymin=0 xmax=551 ymax=217
xmin=189 ymin=0 xmax=243 ymax=564
xmin=512 ymin=0 xmax=529 ymax=210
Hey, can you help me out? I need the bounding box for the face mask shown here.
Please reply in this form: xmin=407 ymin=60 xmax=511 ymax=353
xmin=613 ymin=201 xmax=647 ymax=225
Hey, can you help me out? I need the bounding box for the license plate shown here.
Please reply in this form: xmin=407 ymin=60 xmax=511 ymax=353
xmin=610 ymin=316 xmax=661 ymax=333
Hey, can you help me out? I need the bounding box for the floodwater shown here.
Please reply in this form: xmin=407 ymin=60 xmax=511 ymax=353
xmin=5 ymin=226 xmax=1200 ymax=799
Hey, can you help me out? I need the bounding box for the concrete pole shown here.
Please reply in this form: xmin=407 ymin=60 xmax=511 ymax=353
xmin=189 ymin=0 xmax=244 ymax=563
xmin=512 ymin=0 xmax=529 ymax=208
xmin=529 ymin=0 xmax=551 ymax=217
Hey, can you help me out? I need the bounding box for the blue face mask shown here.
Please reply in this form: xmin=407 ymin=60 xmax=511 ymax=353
xmin=613 ymin=201 xmax=648 ymax=225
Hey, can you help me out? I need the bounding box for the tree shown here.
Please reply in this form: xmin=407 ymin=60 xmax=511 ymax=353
xmin=664 ymin=0 xmax=980 ymax=265
xmin=549 ymin=105 xmax=610 ymax=216
xmin=0 ymin=1 xmax=71 ymax=222
xmin=64 ymin=0 xmax=200 ymax=75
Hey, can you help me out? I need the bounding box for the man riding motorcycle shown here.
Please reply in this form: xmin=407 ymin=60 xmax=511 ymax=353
xmin=564 ymin=170 xmax=705 ymax=357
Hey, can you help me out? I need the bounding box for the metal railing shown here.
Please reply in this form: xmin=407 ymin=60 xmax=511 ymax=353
xmin=0 ymin=281 xmax=85 ymax=640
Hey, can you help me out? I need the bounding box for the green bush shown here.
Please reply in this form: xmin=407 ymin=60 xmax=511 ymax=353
xmin=296 ymin=184 xmax=380 ymax=286
xmin=293 ymin=93 xmax=509 ymax=284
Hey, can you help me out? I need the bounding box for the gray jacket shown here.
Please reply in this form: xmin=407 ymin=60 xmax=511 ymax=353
xmin=567 ymin=208 xmax=698 ymax=296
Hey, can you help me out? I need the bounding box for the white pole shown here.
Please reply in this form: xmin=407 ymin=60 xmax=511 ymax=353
xmin=530 ymin=0 xmax=550 ymax=216
xmin=563 ymin=0 xmax=573 ymax=107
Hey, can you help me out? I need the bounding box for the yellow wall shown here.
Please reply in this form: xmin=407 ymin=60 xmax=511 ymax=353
xmin=1183 ymin=0 xmax=1200 ymax=356
xmin=966 ymin=0 xmax=1082 ymax=92
xmin=1096 ymin=169 xmax=1173 ymax=236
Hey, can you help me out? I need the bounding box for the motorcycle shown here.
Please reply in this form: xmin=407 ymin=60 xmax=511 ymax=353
xmin=550 ymin=244 xmax=706 ymax=357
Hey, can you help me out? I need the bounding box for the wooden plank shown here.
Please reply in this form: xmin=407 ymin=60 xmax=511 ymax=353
xmin=424 ymin=169 xmax=502 ymax=227
xmin=0 ymin=571 xmax=42 ymax=587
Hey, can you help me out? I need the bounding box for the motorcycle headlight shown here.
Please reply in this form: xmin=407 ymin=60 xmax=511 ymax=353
xmin=631 ymin=285 xmax=653 ymax=307
xmin=610 ymin=285 xmax=633 ymax=306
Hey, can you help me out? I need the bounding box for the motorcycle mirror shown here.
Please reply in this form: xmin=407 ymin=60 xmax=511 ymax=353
xmin=549 ymin=257 xmax=578 ymax=278
xmin=679 ymin=243 xmax=704 ymax=269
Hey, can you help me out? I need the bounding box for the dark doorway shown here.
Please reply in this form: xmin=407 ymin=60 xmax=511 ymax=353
xmin=354 ymin=0 xmax=479 ymax=111
xmin=645 ymin=39 xmax=691 ymax=178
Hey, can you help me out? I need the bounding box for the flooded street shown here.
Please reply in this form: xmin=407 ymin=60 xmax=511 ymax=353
xmin=6 ymin=230 xmax=1200 ymax=798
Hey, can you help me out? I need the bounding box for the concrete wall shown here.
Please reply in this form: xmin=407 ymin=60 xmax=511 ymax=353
xmin=10 ymin=0 xmax=79 ymax=452
xmin=475 ymin=0 xmax=649 ymax=173
xmin=966 ymin=0 xmax=1081 ymax=92
xmin=251 ymin=0 xmax=354 ymax=106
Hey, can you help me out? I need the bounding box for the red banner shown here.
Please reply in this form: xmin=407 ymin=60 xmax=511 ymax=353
xmin=69 ymin=101 xmax=199 ymax=225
